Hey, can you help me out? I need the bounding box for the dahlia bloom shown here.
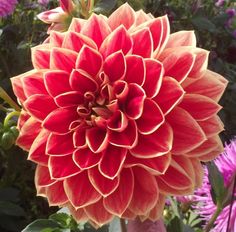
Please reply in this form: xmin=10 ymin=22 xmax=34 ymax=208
xmin=194 ymin=139 xmax=236 ymax=232
xmin=11 ymin=3 xmax=227 ymax=227
xmin=0 ymin=0 xmax=18 ymax=18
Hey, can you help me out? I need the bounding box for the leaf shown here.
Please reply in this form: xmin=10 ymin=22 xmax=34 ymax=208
xmin=167 ymin=216 xmax=184 ymax=232
xmin=191 ymin=17 xmax=216 ymax=33
xmin=94 ymin=0 xmax=117 ymax=14
xmin=49 ymin=213 xmax=71 ymax=228
xmin=22 ymin=219 xmax=61 ymax=232
xmin=207 ymin=162 xmax=226 ymax=206
xmin=0 ymin=201 xmax=26 ymax=217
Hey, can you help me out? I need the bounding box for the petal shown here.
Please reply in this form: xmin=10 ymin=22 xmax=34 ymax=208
xmin=125 ymin=55 xmax=145 ymax=85
xmin=84 ymin=199 xmax=113 ymax=226
xmin=62 ymin=31 xmax=97 ymax=52
xmin=73 ymin=126 xmax=87 ymax=148
xmin=108 ymin=3 xmax=135 ymax=30
xmin=131 ymin=28 xmax=153 ymax=58
xmin=125 ymin=152 xmax=171 ymax=175
xmin=16 ymin=117 xmax=41 ymax=151
xmin=162 ymin=52 xmax=195 ymax=83
xmin=50 ymin=31 xmax=65 ymax=47
xmin=88 ymin=167 xmax=119 ymax=197
xmin=136 ymin=99 xmax=164 ymax=134
xmin=49 ymin=154 xmax=81 ymax=179
xmin=44 ymin=70 xmax=71 ymax=97
xmin=50 ymin=48 xmax=77 ymax=72
xmin=179 ymin=94 xmax=221 ymax=121
xmin=86 ymin=127 xmax=109 ymax=153
xmin=70 ymin=69 xmax=98 ymax=93
xmin=76 ymin=45 xmax=103 ymax=77
xmin=134 ymin=10 xmax=153 ymax=26
xmin=148 ymin=194 xmax=166 ymax=221
xmin=64 ymin=171 xmax=101 ymax=208
xmin=22 ymin=71 xmax=48 ymax=97
xmin=198 ymin=115 xmax=224 ymax=138
xmin=190 ymin=158 xmax=204 ymax=188
xmin=99 ymin=145 xmax=127 ymax=179
xmin=153 ymin=76 xmax=185 ymax=115
xmin=103 ymin=168 xmax=134 ymax=216
xmin=123 ymin=83 xmax=146 ymax=119
xmin=107 ymin=110 xmax=128 ymax=132
xmin=73 ymin=148 xmax=102 ymax=169
xmin=103 ymin=51 xmax=126 ymax=82
xmin=109 ymin=120 xmax=138 ymax=149
xmin=184 ymin=70 xmax=227 ymax=102
xmin=35 ymin=165 xmax=56 ymax=187
xmin=68 ymin=18 xmax=86 ymax=33
xmin=11 ymin=73 xmax=28 ymax=103
xmin=129 ymin=167 xmax=159 ymax=215
xmin=166 ymin=31 xmax=197 ymax=48
xmin=46 ymin=132 xmax=75 ymax=155
xmin=28 ymin=129 xmax=49 ymax=166
xmin=31 ymin=45 xmax=50 ymax=69
xmin=43 ymin=107 xmax=78 ymax=134
xmin=100 ymin=25 xmax=132 ymax=58
xmin=54 ymin=91 xmax=84 ymax=107
xmin=68 ymin=204 xmax=88 ymax=222
xmin=142 ymin=59 xmax=163 ymax=98
xmin=46 ymin=181 xmax=68 ymax=206
xmin=24 ymin=94 xmax=57 ymax=121
xmin=131 ymin=122 xmax=173 ymax=158
xmin=81 ymin=14 xmax=111 ymax=48
xmin=167 ymin=107 xmax=206 ymax=154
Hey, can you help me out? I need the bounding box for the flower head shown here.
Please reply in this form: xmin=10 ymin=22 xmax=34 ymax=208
xmin=11 ymin=3 xmax=227 ymax=227
xmin=194 ymin=139 xmax=236 ymax=232
xmin=0 ymin=0 xmax=18 ymax=18
xmin=38 ymin=0 xmax=50 ymax=7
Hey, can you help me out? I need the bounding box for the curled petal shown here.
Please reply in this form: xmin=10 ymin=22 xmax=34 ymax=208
xmin=88 ymin=168 xmax=119 ymax=197
xmin=104 ymin=51 xmax=126 ymax=82
xmin=107 ymin=110 xmax=128 ymax=132
xmin=100 ymin=25 xmax=132 ymax=58
xmin=108 ymin=3 xmax=135 ymax=30
xmin=166 ymin=31 xmax=196 ymax=48
xmin=179 ymin=94 xmax=222 ymax=121
xmin=46 ymin=132 xmax=75 ymax=155
xmin=103 ymin=168 xmax=134 ymax=216
xmin=64 ymin=171 xmax=101 ymax=208
xmin=32 ymin=45 xmax=50 ymax=69
xmin=44 ymin=70 xmax=71 ymax=97
xmin=109 ymin=120 xmax=138 ymax=149
xmin=76 ymin=45 xmax=103 ymax=77
xmin=167 ymin=107 xmax=206 ymax=154
xmin=153 ymin=76 xmax=185 ymax=115
xmin=142 ymin=59 xmax=163 ymax=98
xmin=81 ymin=14 xmax=111 ymax=48
xmin=73 ymin=148 xmax=102 ymax=169
xmin=49 ymin=155 xmax=81 ymax=179
xmin=131 ymin=122 xmax=173 ymax=158
xmin=86 ymin=127 xmax=109 ymax=153
xmin=99 ymin=145 xmax=127 ymax=179
xmin=54 ymin=91 xmax=84 ymax=107
xmin=129 ymin=167 xmax=159 ymax=215
xmin=84 ymin=199 xmax=113 ymax=227
xmin=136 ymin=99 xmax=164 ymax=134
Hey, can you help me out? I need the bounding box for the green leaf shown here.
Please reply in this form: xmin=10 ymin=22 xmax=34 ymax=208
xmin=94 ymin=0 xmax=117 ymax=14
xmin=167 ymin=216 xmax=184 ymax=232
xmin=22 ymin=219 xmax=61 ymax=232
xmin=49 ymin=213 xmax=71 ymax=228
xmin=0 ymin=201 xmax=25 ymax=217
xmin=191 ymin=17 xmax=216 ymax=33
xmin=207 ymin=162 xmax=226 ymax=206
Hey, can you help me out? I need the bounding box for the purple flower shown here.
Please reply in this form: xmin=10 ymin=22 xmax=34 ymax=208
xmin=0 ymin=0 xmax=18 ymax=18
xmin=226 ymin=8 xmax=236 ymax=18
xmin=215 ymin=0 xmax=225 ymax=7
xmin=38 ymin=0 xmax=50 ymax=7
xmin=194 ymin=139 xmax=236 ymax=232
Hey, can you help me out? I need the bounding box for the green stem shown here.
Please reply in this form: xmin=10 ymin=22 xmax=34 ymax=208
xmin=120 ymin=218 xmax=127 ymax=232
xmin=3 ymin=111 xmax=20 ymax=128
xmin=204 ymin=205 xmax=222 ymax=232
xmin=0 ymin=87 xmax=21 ymax=111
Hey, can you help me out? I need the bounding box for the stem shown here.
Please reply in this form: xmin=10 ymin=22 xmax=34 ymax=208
xmin=120 ymin=218 xmax=127 ymax=232
xmin=3 ymin=111 xmax=20 ymax=127
xmin=226 ymin=176 xmax=236 ymax=232
xmin=0 ymin=87 xmax=21 ymax=111
xmin=204 ymin=205 xmax=222 ymax=232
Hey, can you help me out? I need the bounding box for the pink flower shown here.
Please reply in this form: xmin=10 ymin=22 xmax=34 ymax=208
xmin=38 ymin=0 xmax=50 ymax=7
xmin=37 ymin=0 xmax=75 ymax=33
xmin=0 ymin=0 xmax=18 ymax=18
xmin=194 ymin=139 xmax=236 ymax=231
xmin=11 ymin=3 xmax=227 ymax=227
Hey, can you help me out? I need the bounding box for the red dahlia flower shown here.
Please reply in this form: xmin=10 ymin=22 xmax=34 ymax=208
xmin=11 ymin=3 xmax=228 ymax=227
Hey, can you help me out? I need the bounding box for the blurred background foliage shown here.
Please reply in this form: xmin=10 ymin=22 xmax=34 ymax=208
xmin=0 ymin=0 xmax=236 ymax=231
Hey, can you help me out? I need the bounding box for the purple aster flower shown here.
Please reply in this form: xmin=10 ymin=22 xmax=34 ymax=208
xmin=0 ymin=0 xmax=18 ymax=18
xmin=194 ymin=139 xmax=236 ymax=232
xmin=226 ymin=8 xmax=236 ymax=18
